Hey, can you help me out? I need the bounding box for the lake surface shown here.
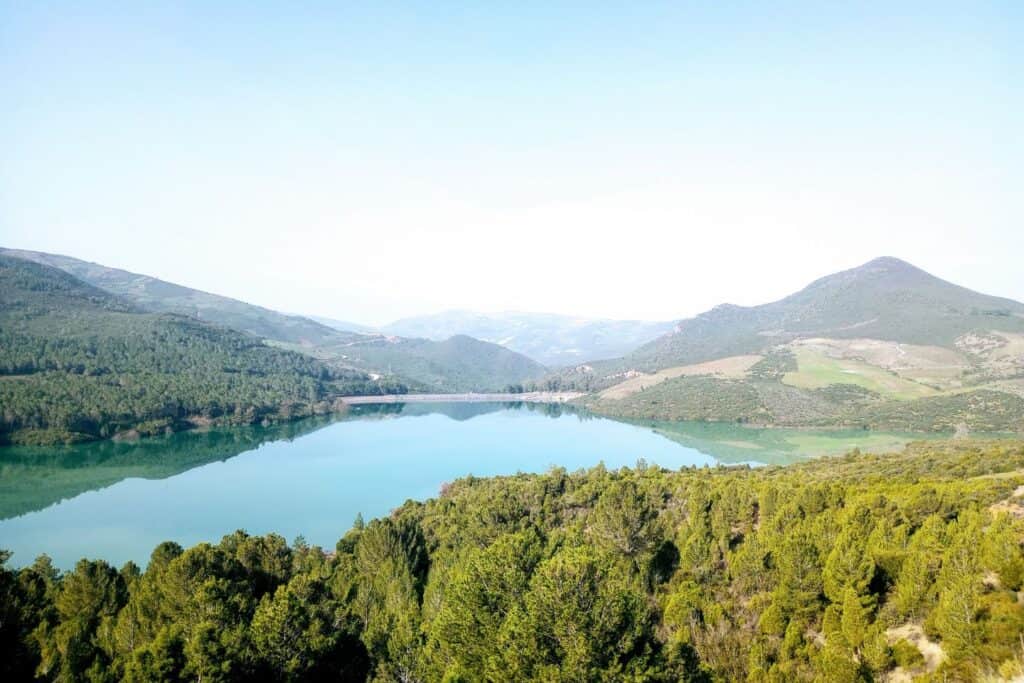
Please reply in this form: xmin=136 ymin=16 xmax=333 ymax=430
xmin=0 ymin=402 xmax=942 ymax=569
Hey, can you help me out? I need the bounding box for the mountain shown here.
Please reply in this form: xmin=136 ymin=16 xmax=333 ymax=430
xmin=626 ymin=256 xmax=1024 ymax=372
xmin=0 ymin=248 xmax=351 ymax=347
xmin=312 ymin=333 xmax=547 ymax=392
xmin=575 ymin=257 xmax=1024 ymax=432
xmin=8 ymin=247 xmax=1018 ymax=435
xmin=0 ymin=255 xmax=381 ymax=444
xmin=1 ymin=248 xmax=546 ymax=393
xmin=384 ymin=310 xmax=674 ymax=366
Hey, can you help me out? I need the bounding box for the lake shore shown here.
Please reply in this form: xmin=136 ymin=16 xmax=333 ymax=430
xmin=339 ymin=391 xmax=583 ymax=405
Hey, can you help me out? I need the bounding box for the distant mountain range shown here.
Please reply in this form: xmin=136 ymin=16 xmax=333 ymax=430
xmin=380 ymin=311 xmax=675 ymax=366
xmin=302 ymin=310 xmax=676 ymax=366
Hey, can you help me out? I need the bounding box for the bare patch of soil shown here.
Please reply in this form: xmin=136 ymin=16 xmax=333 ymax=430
xmin=599 ymin=355 xmax=763 ymax=400
xmin=885 ymin=624 xmax=946 ymax=679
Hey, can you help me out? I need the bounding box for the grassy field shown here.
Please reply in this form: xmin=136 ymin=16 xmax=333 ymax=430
xmin=783 ymin=347 xmax=938 ymax=400
xmin=598 ymin=354 xmax=762 ymax=400
xmin=790 ymin=338 xmax=970 ymax=389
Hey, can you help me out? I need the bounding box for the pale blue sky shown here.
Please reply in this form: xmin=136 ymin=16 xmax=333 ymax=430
xmin=2 ymin=2 xmax=1021 ymax=324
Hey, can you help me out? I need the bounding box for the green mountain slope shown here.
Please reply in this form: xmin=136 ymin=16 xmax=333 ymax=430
xmin=627 ymin=257 xmax=1024 ymax=372
xmin=313 ymin=333 xmax=547 ymax=392
xmin=0 ymin=256 xmax=387 ymax=445
xmin=0 ymin=247 xmax=350 ymax=347
xmin=383 ymin=310 xmax=674 ymax=366
xmin=569 ymin=258 xmax=1024 ymax=432
xmin=1 ymin=248 xmax=547 ymax=394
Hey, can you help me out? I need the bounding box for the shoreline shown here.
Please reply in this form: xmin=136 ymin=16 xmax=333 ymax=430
xmin=339 ymin=391 xmax=584 ymax=405
xmin=1 ymin=393 xmax=584 ymax=447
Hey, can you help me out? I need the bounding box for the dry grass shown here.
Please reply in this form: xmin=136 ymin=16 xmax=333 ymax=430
xmin=992 ymin=379 xmax=1024 ymax=398
xmin=958 ymin=332 xmax=1024 ymax=383
xmin=885 ymin=624 xmax=946 ymax=680
xmin=792 ymin=338 xmax=970 ymax=389
xmin=989 ymin=483 xmax=1024 ymax=520
xmin=598 ymin=355 xmax=762 ymax=400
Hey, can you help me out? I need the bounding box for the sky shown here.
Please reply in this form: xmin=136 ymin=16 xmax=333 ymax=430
xmin=2 ymin=2 xmax=1021 ymax=325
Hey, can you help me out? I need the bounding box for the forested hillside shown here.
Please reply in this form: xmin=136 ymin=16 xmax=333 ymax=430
xmin=0 ymin=248 xmax=349 ymax=347
xmin=2 ymin=440 xmax=1023 ymax=681
xmin=309 ymin=333 xmax=547 ymax=393
xmin=1 ymin=248 xmax=548 ymax=394
xmin=545 ymin=258 xmax=1024 ymax=433
xmin=0 ymin=257 xmax=399 ymax=445
xmin=587 ymin=375 xmax=1024 ymax=433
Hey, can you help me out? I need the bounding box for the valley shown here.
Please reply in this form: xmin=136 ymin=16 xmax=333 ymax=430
xmin=5 ymin=7 xmax=1020 ymax=680
xmin=3 ymin=250 xmax=1023 ymax=445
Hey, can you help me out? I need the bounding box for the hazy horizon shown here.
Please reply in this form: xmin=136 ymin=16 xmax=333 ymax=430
xmin=5 ymin=247 xmax=1022 ymax=331
xmin=3 ymin=3 xmax=1021 ymax=325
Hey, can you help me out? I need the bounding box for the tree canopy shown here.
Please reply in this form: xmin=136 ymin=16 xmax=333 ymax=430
xmin=2 ymin=440 xmax=1023 ymax=680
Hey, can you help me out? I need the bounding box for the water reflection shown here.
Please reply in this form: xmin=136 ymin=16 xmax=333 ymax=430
xmin=0 ymin=416 xmax=336 ymax=520
xmin=0 ymin=403 xmax=952 ymax=569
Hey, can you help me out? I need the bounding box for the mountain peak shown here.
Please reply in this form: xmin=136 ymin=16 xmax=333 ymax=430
xmin=861 ymin=255 xmax=916 ymax=270
xmin=802 ymin=256 xmax=932 ymax=293
xmin=625 ymin=254 xmax=1024 ymax=370
xmin=854 ymin=256 xmax=930 ymax=277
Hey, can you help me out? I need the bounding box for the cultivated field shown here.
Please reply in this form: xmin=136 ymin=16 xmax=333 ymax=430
xmin=598 ymin=354 xmax=762 ymax=400
xmin=782 ymin=346 xmax=939 ymax=400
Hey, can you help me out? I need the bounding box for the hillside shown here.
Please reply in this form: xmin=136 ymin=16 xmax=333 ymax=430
xmin=310 ymin=333 xmax=547 ymax=392
xmin=384 ymin=310 xmax=674 ymax=366
xmin=0 ymin=248 xmax=353 ymax=347
xmin=3 ymin=440 xmax=1023 ymax=681
xmin=0 ymin=256 xmax=390 ymax=445
xmin=1 ymin=248 xmax=547 ymax=394
xmin=565 ymin=258 xmax=1024 ymax=432
xmin=628 ymin=256 xmax=1024 ymax=372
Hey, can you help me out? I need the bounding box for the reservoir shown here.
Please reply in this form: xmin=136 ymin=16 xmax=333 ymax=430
xmin=0 ymin=402 xmax=938 ymax=568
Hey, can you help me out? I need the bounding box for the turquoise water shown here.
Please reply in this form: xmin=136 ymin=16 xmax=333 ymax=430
xmin=0 ymin=402 xmax=929 ymax=569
